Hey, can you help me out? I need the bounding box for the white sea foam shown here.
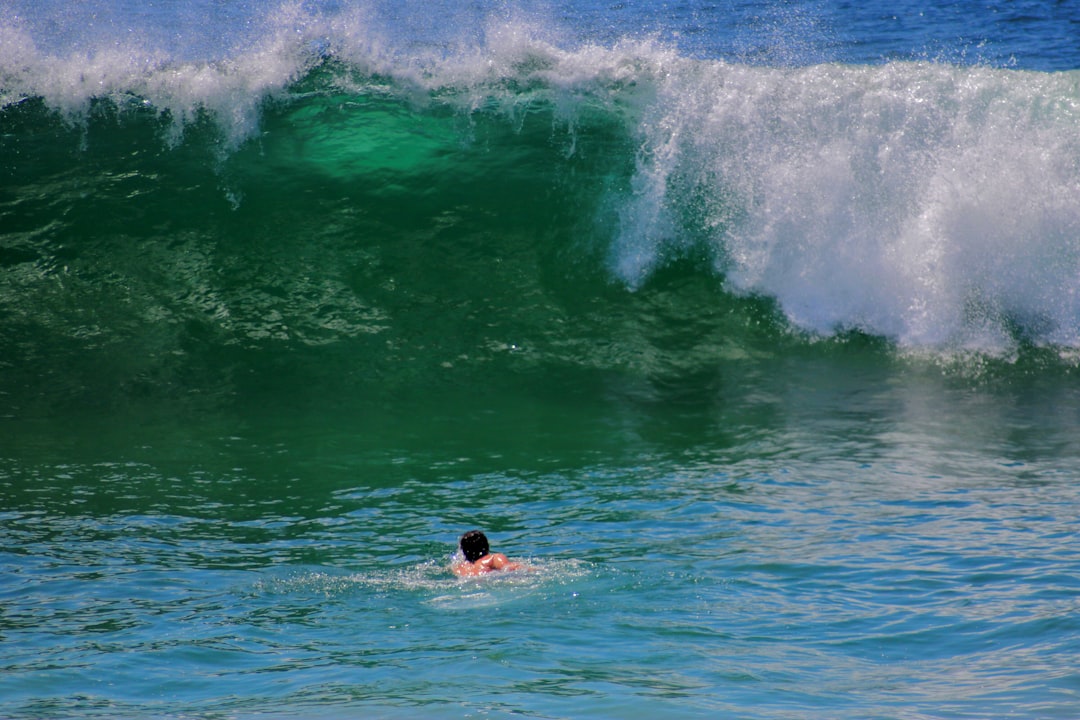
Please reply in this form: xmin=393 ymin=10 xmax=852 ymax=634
xmin=248 ymin=558 xmax=587 ymax=605
xmin=609 ymin=59 xmax=1080 ymax=352
xmin=0 ymin=3 xmax=339 ymax=143
xmin=5 ymin=1 xmax=1080 ymax=353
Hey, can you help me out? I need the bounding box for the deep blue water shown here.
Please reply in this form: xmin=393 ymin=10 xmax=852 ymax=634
xmin=3 ymin=1 xmax=1080 ymax=718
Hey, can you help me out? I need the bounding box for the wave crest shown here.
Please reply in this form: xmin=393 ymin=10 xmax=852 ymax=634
xmin=5 ymin=2 xmax=1080 ymax=357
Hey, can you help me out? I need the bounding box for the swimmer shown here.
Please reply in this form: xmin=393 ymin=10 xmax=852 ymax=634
xmin=452 ymin=529 xmax=526 ymax=577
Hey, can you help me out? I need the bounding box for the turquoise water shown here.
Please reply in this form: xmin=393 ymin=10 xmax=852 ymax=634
xmin=4 ymin=1 xmax=1080 ymax=717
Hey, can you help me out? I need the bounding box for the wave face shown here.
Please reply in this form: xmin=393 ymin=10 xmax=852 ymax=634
xmin=4 ymin=2 xmax=1080 ymax=415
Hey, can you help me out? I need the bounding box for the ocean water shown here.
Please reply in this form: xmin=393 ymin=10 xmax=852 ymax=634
xmin=4 ymin=1 xmax=1080 ymax=717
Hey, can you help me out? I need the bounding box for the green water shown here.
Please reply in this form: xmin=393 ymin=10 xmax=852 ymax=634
xmin=5 ymin=62 xmax=1080 ymax=719
xmin=6 ymin=355 xmax=1080 ymax=718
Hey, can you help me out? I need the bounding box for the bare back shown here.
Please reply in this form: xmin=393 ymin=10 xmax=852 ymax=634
xmin=452 ymin=552 xmax=523 ymax=577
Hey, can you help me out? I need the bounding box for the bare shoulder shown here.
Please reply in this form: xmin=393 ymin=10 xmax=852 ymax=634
xmin=451 ymin=552 xmax=529 ymax=576
xmin=489 ymin=554 xmax=532 ymax=573
xmin=452 ymin=561 xmax=482 ymax=577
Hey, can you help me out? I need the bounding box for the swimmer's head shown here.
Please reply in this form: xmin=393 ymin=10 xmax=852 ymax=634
xmin=459 ymin=529 xmax=489 ymax=563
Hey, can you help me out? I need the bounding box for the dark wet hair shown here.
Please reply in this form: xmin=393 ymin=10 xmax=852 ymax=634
xmin=459 ymin=529 xmax=490 ymax=563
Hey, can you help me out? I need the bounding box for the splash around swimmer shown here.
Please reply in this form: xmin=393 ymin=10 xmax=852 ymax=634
xmin=452 ymin=530 xmax=528 ymax=577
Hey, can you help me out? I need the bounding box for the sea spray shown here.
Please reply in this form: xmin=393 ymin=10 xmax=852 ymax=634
xmin=610 ymin=59 xmax=1080 ymax=351
xmin=3 ymin=3 xmax=1080 ymax=358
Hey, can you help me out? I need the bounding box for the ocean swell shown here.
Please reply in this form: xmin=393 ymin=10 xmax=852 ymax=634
xmin=3 ymin=3 xmax=1080 ymax=361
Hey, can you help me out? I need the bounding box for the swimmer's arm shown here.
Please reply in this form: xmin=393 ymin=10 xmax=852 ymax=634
xmin=490 ymin=553 xmax=532 ymax=572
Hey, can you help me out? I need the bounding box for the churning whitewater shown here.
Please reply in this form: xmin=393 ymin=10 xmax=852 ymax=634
xmin=5 ymin=3 xmax=1080 ymax=360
